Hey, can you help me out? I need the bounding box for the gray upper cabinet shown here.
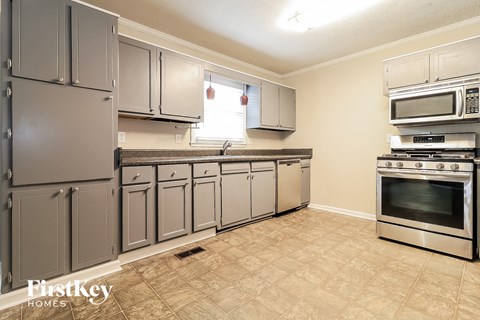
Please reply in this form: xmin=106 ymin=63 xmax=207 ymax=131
xmin=71 ymin=3 xmax=115 ymax=91
xmin=12 ymin=188 xmax=66 ymax=288
xmin=11 ymin=0 xmax=115 ymax=90
xmin=384 ymin=37 xmax=480 ymax=94
xmin=157 ymin=164 xmax=192 ymax=241
xmin=279 ymin=86 xmax=296 ymax=130
xmin=11 ymin=0 xmax=66 ymax=84
xmin=383 ymin=52 xmax=430 ymax=91
xmin=121 ymin=166 xmax=155 ymax=252
xmin=118 ymin=36 xmax=158 ymax=115
xmin=160 ymin=50 xmax=204 ymax=121
xmin=251 ymin=169 xmax=275 ymax=218
xmin=430 ymin=37 xmax=480 ymax=82
xmin=193 ymin=176 xmax=220 ymax=232
xmin=247 ymin=81 xmax=296 ymax=131
xmin=71 ymin=182 xmax=113 ymax=271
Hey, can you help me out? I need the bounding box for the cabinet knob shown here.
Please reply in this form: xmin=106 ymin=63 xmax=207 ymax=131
xmin=194 ymin=181 xmax=198 ymax=186
xmin=106 ymin=96 xmax=114 ymax=100
xmin=171 ymin=171 xmax=177 ymax=177
xmin=72 ymin=187 xmax=79 ymax=192
xmin=251 ymin=174 xmax=255 ymax=179
xmin=135 ymin=173 xmax=141 ymax=178
xmin=424 ymin=79 xmax=429 ymax=83
xmin=58 ymin=189 xmax=64 ymax=194
xmin=204 ymin=169 xmax=209 ymax=174
xmin=247 ymin=175 xmax=250 ymax=180
xmin=435 ymin=77 xmax=440 ymax=81
xmin=147 ymin=185 xmax=152 ymax=189
xmin=74 ymin=80 xmax=80 ymax=85
xmin=57 ymin=77 xmax=64 ymax=83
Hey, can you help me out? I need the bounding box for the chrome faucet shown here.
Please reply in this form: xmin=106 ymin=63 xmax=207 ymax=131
xmin=221 ymin=140 xmax=232 ymax=155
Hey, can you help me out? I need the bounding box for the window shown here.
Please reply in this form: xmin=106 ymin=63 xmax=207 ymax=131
xmin=191 ymin=75 xmax=247 ymax=146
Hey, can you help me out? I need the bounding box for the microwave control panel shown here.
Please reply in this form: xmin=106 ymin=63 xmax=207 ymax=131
xmin=465 ymin=87 xmax=479 ymax=114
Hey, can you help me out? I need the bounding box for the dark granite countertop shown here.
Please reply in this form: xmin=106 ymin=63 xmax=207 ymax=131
xmin=119 ymin=148 xmax=313 ymax=166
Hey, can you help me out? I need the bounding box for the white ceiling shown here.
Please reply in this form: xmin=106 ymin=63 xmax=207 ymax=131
xmin=85 ymin=0 xmax=480 ymax=75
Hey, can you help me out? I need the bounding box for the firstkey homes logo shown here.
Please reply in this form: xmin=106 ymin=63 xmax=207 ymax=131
xmin=27 ymin=280 xmax=113 ymax=307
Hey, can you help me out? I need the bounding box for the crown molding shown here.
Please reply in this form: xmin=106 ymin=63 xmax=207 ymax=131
xmin=282 ymin=16 xmax=480 ymax=78
xmin=118 ymin=18 xmax=282 ymax=80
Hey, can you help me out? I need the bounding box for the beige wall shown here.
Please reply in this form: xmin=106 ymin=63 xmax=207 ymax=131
xmin=117 ymin=21 xmax=286 ymax=150
xmin=283 ymin=20 xmax=480 ymax=216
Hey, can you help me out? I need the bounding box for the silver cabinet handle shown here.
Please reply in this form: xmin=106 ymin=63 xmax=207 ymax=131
xmin=74 ymin=80 xmax=80 ymax=85
xmin=72 ymin=187 xmax=79 ymax=192
xmin=58 ymin=189 xmax=64 ymax=194
xmin=251 ymin=174 xmax=255 ymax=179
xmin=57 ymin=77 xmax=64 ymax=83
xmin=424 ymin=79 xmax=428 ymax=83
xmin=435 ymin=76 xmax=440 ymax=81
xmin=107 ymin=96 xmax=113 ymax=100
xmin=171 ymin=171 xmax=177 ymax=177
xmin=147 ymin=185 xmax=152 ymax=189
xmin=135 ymin=173 xmax=141 ymax=178
xmin=247 ymin=175 xmax=250 ymax=180
xmin=194 ymin=181 xmax=198 ymax=186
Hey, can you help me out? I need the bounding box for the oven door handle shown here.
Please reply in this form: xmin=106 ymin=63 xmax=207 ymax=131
xmin=377 ymin=168 xmax=472 ymax=182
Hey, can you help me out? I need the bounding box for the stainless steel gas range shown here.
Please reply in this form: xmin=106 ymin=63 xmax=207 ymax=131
xmin=376 ymin=133 xmax=477 ymax=259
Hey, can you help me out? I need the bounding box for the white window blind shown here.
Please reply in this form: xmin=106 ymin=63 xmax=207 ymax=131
xmin=191 ymin=75 xmax=247 ymax=146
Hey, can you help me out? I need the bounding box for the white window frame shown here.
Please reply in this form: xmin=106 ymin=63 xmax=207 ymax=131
xmin=190 ymin=74 xmax=247 ymax=147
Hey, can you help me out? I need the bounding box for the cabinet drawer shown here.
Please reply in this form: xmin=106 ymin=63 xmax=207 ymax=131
xmin=193 ymin=163 xmax=219 ymax=178
xmin=221 ymin=162 xmax=250 ymax=174
xmin=301 ymin=159 xmax=311 ymax=168
xmin=122 ymin=166 xmax=152 ymax=185
xmin=251 ymin=161 xmax=275 ymax=172
xmin=158 ymin=164 xmax=191 ymax=181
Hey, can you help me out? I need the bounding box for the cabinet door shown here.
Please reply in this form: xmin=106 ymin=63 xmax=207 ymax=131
xmin=122 ymin=184 xmax=154 ymax=251
xmin=193 ymin=177 xmax=219 ymax=232
xmin=221 ymin=173 xmax=251 ymax=227
xmin=431 ymin=38 xmax=480 ymax=82
xmin=261 ymin=81 xmax=280 ymax=127
xmin=72 ymin=183 xmax=113 ymax=271
xmin=11 ymin=0 xmax=66 ymax=84
xmin=118 ymin=37 xmax=157 ymax=115
xmin=279 ymin=86 xmax=296 ymax=130
xmin=161 ymin=51 xmax=204 ymax=119
xmin=157 ymin=180 xmax=192 ymax=241
xmin=384 ymin=53 xmax=430 ymax=90
xmin=251 ymin=170 xmax=275 ymax=218
xmin=301 ymin=167 xmax=311 ymax=205
xmin=71 ymin=3 xmax=115 ymax=91
xmin=12 ymin=188 xmax=66 ymax=288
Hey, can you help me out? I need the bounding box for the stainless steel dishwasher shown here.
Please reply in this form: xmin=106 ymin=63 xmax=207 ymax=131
xmin=276 ymin=159 xmax=301 ymax=213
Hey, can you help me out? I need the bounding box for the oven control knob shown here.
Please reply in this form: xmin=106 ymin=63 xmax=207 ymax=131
xmin=436 ymin=163 xmax=445 ymax=170
xmin=415 ymin=162 xmax=423 ymax=168
xmin=450 ymin=163 xmax=459 ymax=170
xmin=396 ymin=162 xmax=404 ymax=168
xmin=385 ymin=161 xmax=392 ymax=167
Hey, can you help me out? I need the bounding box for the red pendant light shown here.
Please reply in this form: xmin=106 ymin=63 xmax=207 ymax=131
xmin=206 ymin=75 xmax=215 ymax=100
xmin=240 ymin=84 xmax=248 ymax=107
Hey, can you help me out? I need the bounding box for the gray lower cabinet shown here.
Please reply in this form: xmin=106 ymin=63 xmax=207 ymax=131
xmin=118 ymin=36 xmax=158 ymax=115
xmin=71 ymin=182 xmax=113 ymax=271
xmin=220 ymin=169 xmax=251 ymax=227
xmin=193 ymin=177 xmax=220 ymax=232
xmin=251 ymin=163 xmax=275 ymax=218
xmin=301 ymin=161 xmax=311 ymax=205
xmin=121 ymin=166 xmax=154 ymax=251
xmin=12 ymin=187 xmax=66 ymax=288
xmin=157 ymin=164 xmax=192 ymax=241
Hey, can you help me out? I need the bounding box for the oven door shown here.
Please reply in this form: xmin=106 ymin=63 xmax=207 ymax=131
xmin=376 ymin=168 xmax=473 ymax=239
xmin=389 ymin=86 xmax=464 ymax=125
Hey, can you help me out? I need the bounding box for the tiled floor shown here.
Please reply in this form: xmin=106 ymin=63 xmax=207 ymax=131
xmin=3 ymin=208 xmax=480 ymax=320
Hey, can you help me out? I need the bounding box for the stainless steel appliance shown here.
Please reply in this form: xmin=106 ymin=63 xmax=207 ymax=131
xmin=389 ymin=81 xmax=480 ymax=126
xmin=277 ymin=159 xmax=301 ymax=212
xmin=376 ymin=133 xmax=476 ymax=259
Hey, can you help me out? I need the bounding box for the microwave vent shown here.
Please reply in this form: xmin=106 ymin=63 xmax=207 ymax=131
xmin=390 ymin=77 xmax=480 ymax=96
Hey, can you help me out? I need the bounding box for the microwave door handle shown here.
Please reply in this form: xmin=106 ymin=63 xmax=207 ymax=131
xmin=458 ymin=89 xmax=464 ymax=117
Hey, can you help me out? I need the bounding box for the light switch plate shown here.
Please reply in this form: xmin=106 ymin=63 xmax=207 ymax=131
xmin=118 ymin=131 xmax=126 ymax=143
xmin=175 ymin=134 xmax=183 ymax=144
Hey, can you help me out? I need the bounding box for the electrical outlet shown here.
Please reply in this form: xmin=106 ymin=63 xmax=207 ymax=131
xmin=175 ymin=134 xmax=183 ymax=144
xmin=118 ymin=131 xmax=126 ymax=143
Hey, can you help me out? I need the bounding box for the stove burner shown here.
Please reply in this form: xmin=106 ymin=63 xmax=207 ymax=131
xmin=382 ymin=152 xmax=474 ymax=160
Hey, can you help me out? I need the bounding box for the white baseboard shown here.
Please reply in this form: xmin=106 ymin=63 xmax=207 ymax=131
xmin=0 ymin=260 xmax=122 ymax=311
xmin=308 ymin=203 xmax=376 ymax=221
xmin=118 ymin=228 xmax=216 ymax=265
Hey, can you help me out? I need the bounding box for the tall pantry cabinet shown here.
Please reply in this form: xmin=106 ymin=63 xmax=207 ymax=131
xmin=1 ymin=0 xmax=118 ymax=292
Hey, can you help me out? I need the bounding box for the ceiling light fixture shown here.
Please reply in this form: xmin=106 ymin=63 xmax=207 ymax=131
xmin=281 ymin=0 xmax=383 ymax=32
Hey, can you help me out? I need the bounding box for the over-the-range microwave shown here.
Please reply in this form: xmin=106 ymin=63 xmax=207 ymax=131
xmin=389 ymin=83 xmax=480 ymax=126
